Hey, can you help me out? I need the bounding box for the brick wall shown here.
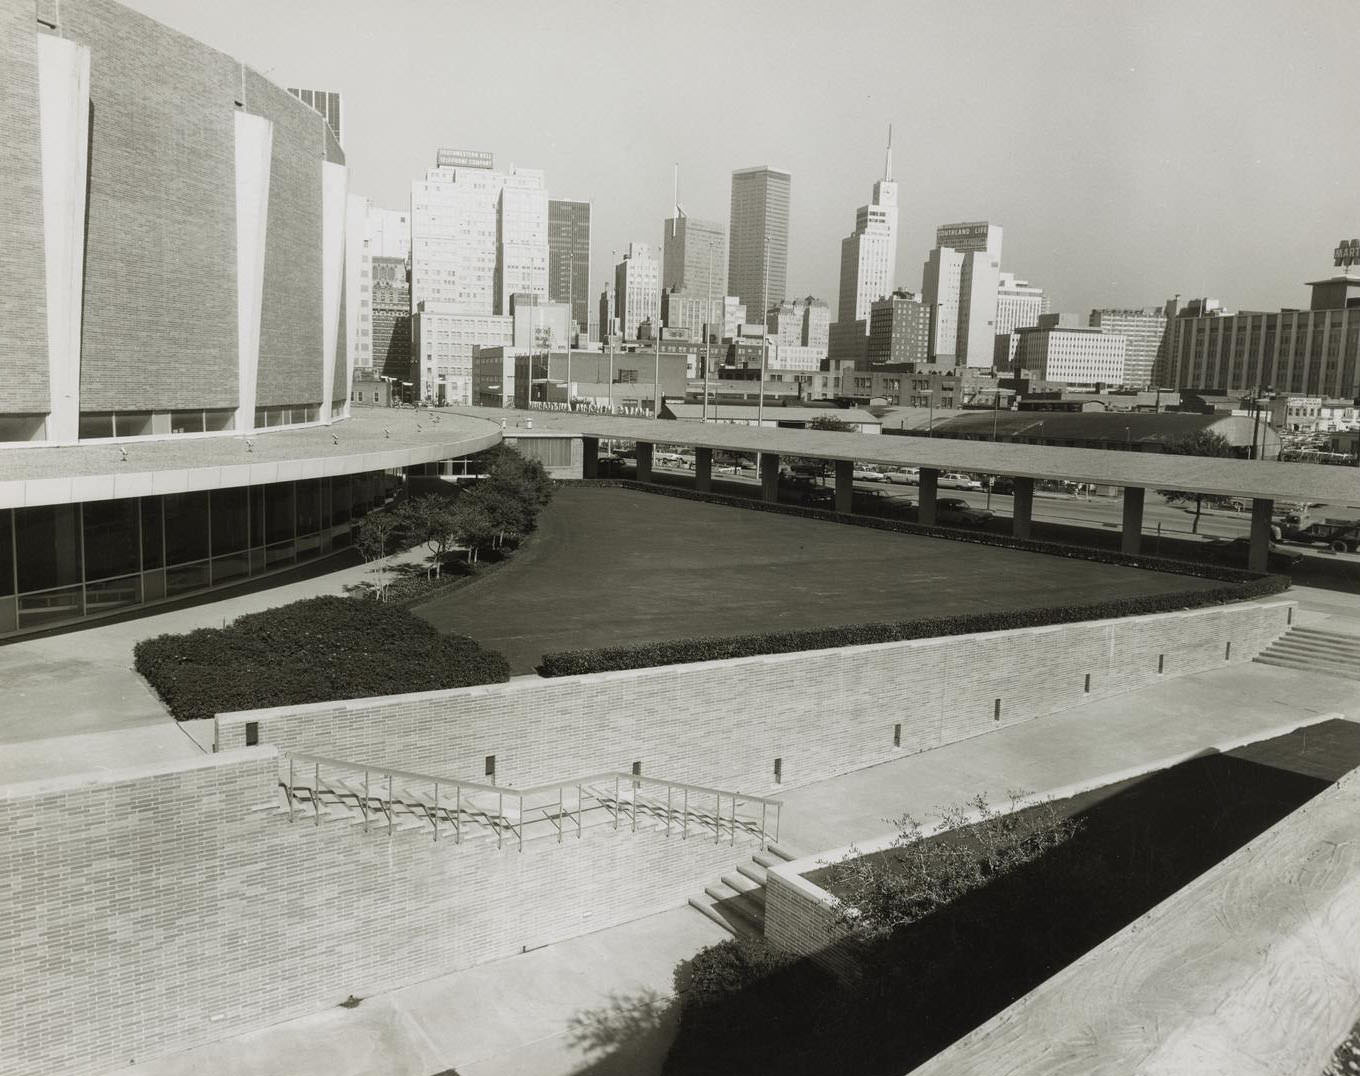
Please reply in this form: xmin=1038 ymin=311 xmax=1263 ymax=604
xmin=248 ymin=69 xmax=325 ymax=409
xmin=0 ymin=747 xmax=753 ymax=1076
xmin=216 ymin=601 xmax=1296 ymax=798
xmin=64 ymin=0 xmax=242 ymax=412
xmin=0 ymin=0 xmax=50 ymax=415
xmin=765 ymin=864 xmax=864 ymax=980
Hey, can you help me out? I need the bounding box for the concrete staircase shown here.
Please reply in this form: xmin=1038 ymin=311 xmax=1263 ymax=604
xmin=1253 ymin=627 xmax=1360 ymax=683
xmin=688 ymin=842 xmax=800 ymax=939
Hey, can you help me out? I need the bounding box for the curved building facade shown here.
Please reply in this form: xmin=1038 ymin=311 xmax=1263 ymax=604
xmin=1 ymin=0 xmax=349 ymax=446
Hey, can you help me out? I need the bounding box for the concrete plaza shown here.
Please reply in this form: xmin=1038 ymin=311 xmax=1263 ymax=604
xmin=108 ymin=600 xmax=1359 ymax=1076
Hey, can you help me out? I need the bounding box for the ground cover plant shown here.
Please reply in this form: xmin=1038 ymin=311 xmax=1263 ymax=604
xmin=134 ymin=595 xmax=509 ymax=721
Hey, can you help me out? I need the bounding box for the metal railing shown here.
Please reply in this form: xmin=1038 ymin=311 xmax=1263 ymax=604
xmin=278 ymin=752 xmax=781 ymax=853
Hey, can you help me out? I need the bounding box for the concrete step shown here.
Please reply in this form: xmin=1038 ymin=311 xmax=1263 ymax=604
xmin=752 ymin=849 xmax=784 ymax=870
xmin=766 ymin=842 xmax=801 ymax=862
xmin=1269 ymin=634 xmax=1360 ymax=655
xmin=1291 ymin=626 xmax=1360 ymax=645
xmin=720 ymin=875 xmax=767 ymax=910
xmin=1263 ymin=641 xmax=1360 ymax=664
xmin=1252 ymin=655 xmax=1360 ymax=682
xmin=737 ymin=861 xmax=768 ymax=886
xmin=687 ymin=891 xmax=764 ymax=939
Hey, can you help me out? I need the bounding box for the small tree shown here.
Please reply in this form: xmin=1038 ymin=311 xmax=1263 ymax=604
xmin=809 ymin=414 xmax=855 ymax=433
xmin=478 ymin=444 xmax=555 ymax=508
xmin=1153 ymin=430 xmax=1238 ymax=534
xmin=463 ymin=481 xmax=533 ymax=548
xmin=450 ymin=495 xmax=498 ymax=564
xmin=355 ymin=512 xmax=401 ymax=600
xmin=396 ymin=494 xmax=459 ymax=577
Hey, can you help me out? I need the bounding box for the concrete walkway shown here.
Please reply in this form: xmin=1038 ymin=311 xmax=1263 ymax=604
xmin=778 ymin=660 xmax=1360 ymax=853
xmin=0 ymin=549 xmax=431 ymax=775
xmin=108 ymin=654 xmax=1358 ymax=1076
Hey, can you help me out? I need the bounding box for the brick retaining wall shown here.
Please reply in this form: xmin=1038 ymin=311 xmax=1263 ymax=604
xmin=217 ymin=601 xmax=1296 ymax=798
xmin=0 ymin=748 xmax=754 ymax=1076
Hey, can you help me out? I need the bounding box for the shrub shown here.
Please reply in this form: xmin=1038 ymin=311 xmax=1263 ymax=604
xmin=134 ymin=595 xmax=509 ymax=721
xmin=538 ymin=574 xmax=1288 ymax=676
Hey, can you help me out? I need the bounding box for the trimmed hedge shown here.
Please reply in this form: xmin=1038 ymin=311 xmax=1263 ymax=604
xmin=135 ymin=595 xmax=510 ymax=722
xmin=539 ymin=574 xmax=1289 ymax=676
xmin=542 ymin=481 xmax=1289 ymax=677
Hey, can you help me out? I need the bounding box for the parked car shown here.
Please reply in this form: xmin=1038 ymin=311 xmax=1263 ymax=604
xmin=852 ymin=488 xmax=912 ymax=517
xmin=988 ymin=476 xmax=1016 ymax=496
xmin=939 ymin=472 xmax=983 ymax=491
xmin=654 ymin=451 xmax=687 ymax=467
xmin=1203 ymin=537 xmax=1303 ymax=571
xmin=596 ymin=454 xmax=627 ymax=476
xmin=935 ymin=497 xmax=993 ymax=527
xmin=852 ymin=466 xmax=885 ymax=482
xmin=886 ymin=467 xmax=920 ymax=486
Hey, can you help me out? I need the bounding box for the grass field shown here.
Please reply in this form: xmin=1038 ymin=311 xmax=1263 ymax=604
xmin=414 ymin=486 xmax=1224 ymax=674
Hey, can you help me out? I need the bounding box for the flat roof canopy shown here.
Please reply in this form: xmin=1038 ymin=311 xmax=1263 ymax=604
xmin=466 ymin=407 xmax=1360 ymax=508
xmin=0 ymin=410 xmax=502 ymax=509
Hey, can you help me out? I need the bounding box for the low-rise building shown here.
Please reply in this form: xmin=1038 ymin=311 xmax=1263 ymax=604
xmin=1013 ymin=314 xmax=1127 ymax=386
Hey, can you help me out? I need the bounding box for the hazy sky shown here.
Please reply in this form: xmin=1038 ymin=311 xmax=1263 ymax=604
xmin=126 ymin=0 xmax=1360 ymax=317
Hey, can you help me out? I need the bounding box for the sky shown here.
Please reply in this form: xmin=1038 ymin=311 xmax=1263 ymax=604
xmin=125 ymin=0 xmax=1360 ymax=318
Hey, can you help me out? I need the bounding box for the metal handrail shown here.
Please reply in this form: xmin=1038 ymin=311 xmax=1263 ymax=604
xmin=283 ymin=751 xmax=784 ymax=808
xmin=280 ymin=751 xmax=782 ymax=850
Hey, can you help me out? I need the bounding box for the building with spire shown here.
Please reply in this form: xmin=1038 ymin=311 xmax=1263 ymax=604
xmin=661 ymin=169 xmax=726 ymax=341
xmin=828 ymin=128 xmax=899 ymax=368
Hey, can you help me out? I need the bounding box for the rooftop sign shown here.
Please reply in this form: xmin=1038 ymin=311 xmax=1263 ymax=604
xmin=1334 ymin=238 xmax=1360 ymax=268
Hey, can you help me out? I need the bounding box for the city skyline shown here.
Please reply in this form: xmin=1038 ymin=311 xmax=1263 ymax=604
xmin=118 ymin=0 xmax=1360 ymax=324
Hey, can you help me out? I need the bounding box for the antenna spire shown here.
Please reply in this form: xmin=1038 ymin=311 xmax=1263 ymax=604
xmin=672 ymin=163 xmax=682 ymax=235
xmin=884 ymin=123 xmax=894 ymax=182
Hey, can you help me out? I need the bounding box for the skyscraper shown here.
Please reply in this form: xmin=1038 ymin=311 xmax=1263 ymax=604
xmin=614 ymin=243 xmax=660 ymax=340
xmin=836 ymin=129 xmax=899 ymax=324
xmin=728 ymin=166 xmax=791 ymax=321
xmin=343 ymin=200 xmax=409 ymax=377
xmin=921 ymin=221 xmax=1003 ymax=367
xmin=995 ymin=272 xmax=1048 ymax=367
xmin=548 ymin=199 xmax=591 ymax=337
xmin=662 ymin=214 xmax=727 ymax=297
xmin=409 ymin=149 xmax=549 ymax=401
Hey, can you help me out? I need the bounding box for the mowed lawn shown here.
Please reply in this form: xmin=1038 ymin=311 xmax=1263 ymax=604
xmin=414 ymin=486 xmax=1224 ymax=674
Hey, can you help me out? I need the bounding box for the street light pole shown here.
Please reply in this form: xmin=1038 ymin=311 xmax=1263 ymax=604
xmin=702 ymin=249 xmax=713 ymax=423
xmin=758 ymin=235 xmax=769 ymax=429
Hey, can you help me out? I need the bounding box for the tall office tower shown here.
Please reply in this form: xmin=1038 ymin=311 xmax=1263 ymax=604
xmin=344 ymin=201 xmax=410 ymax=375
xmin=921 ymin=221 xmax=1003 ymax=367
xmin=995 ymin=273 xmax=1048 ymax=367
xmin=866 ymin=289 xmax=930 ymax=366
xmin=410 ymin=150 xmax=547 ymax=316
xmin=409 ymin=149 xmax=549 ymax=401
xmin=836 ymin=129 xmax=899 ymax=324
xmin=1089 ymin=308 xmax=1168 ymax=388
xmin=599 ymin=286 xmax=618 ymax=342
xmin=287 ymin=87 xmax=342 ymax=144
xmin=548 ymin=199 xmax=591 ymax=337
xmin=613 ymin=243 xmax=660 ymax=341
xmin=727 ymin=166 xmax=791 ymax=321
xmin=662 ymin=214 xmax=727 ymax=297
xmin=767 ymin=297 xmax=830 ymax=370
xmin=370 ymin=256 xmax=411 ymax=383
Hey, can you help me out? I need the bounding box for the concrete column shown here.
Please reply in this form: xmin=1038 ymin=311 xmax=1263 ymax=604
xmin=1120 ymin=485 xmax=1145 ymax=554
xmin=918 ymin=468 xmax=939 ymax=526
xmin=760 ymin=453 xmax=781 ymax=502
xmin=635 ymin=441 xmax=653 ymax=484
xmin=1249 ymin=497 xmax=1274 ymax=573
xmin=1011 ymin=477 xmax=1035 ymax=539
xmin=581 ymin=436 xmax=599 ymax=479
xmin=834 ymin=459 xmax=854 ymax=514
xmin=694 ymin=447 xmax=713 ymax=492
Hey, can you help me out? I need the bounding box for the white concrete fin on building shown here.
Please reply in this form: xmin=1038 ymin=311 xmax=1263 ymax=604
xmin=320 ymin=161 xmax=348 ymax=422
xmin=36 ymin=35 xmax=91 ymax=445
xmin=233 ymin=111 xmax=273 ymax=433
xmin=343 ymin=194 xmax=367 ymax=419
